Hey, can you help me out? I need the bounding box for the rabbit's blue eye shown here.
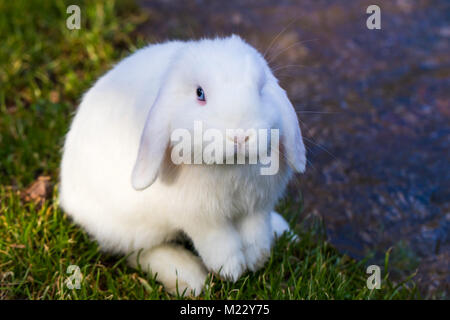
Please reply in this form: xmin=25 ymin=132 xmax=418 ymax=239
xmin=196 ymin=87 xmax=205 ymax=102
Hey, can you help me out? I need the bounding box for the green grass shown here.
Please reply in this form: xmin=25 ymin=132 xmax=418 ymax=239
xmin=0 ymin=0 xmax=419 ymax=299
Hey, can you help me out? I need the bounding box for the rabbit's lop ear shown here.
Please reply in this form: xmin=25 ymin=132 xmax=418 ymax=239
xmin=131 ymin=94 xmax=171 ymax=190
xmin=268 ymin=81 xmax=306 ymax=173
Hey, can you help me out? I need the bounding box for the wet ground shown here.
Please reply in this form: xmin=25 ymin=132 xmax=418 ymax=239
xmin=138 ymin=0 xmax=449 ymax=296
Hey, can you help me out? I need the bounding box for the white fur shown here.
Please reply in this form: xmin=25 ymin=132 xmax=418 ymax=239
xmin=59 ymin=35 xmax=306 ymax=296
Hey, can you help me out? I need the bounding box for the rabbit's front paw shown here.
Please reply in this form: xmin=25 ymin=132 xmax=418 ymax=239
xmin=242 ymin=232 xmax=272 ymax=272
xmin=215 ymin=250 xmax=246 ymax=282
xmin=200 ymin=243 xmax=246 ymax=282
xmin=188 ymin=225 xmax=247 ymax=283
xmin=238 ymin=213 xmax=273 ymax=272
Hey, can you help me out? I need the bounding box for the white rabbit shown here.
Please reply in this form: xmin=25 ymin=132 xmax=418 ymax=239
xmin=59 ymin=35 xmax=306 ymax=295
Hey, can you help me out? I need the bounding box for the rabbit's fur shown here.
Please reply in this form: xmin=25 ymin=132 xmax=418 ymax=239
xmin=60 ymin=35 xmax=306 ymax=295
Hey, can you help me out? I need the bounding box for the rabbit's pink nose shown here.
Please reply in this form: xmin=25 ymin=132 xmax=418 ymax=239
xmin=227 ymin=134 xmax=250 ymax=145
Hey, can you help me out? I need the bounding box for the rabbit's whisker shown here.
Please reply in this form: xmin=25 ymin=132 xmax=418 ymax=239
xmin=272 ymin=64 xmax=309 ymax=73
xmin=263 ymin=18 xmax=299 ymax=59
xmin=296 ymin=117 xmax=316 ymax=140
xmin=294 ymin=104 xmax=340 ymax=114
xmin=302 ymin=137 xmax=336 ymax=160
xmin=267 ymin=38 xmax=318 ymax=65
xmin=296 ymin=111 xmax=339 ymax=114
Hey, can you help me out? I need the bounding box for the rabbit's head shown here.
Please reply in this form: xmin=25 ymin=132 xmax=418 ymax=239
xmin=132 ymin=35 xmax=306 ymax=190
